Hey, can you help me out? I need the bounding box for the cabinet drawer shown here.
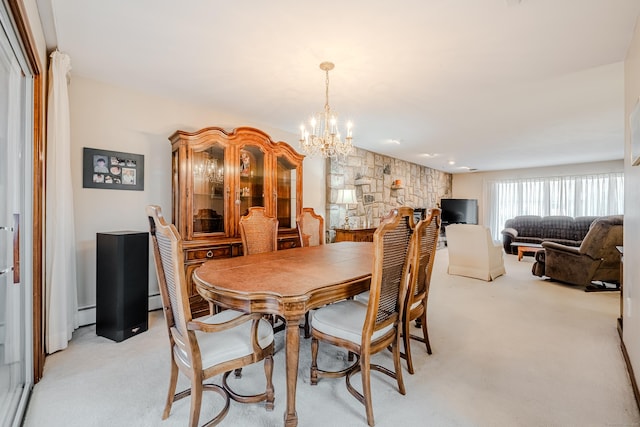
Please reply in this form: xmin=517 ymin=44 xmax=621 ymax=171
xmin=185 ymin=245 xmax=232 ymax=261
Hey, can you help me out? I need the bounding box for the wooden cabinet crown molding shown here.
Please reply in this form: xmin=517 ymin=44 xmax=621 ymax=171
xmin=170 ymin=126 xmax=304 ymax=160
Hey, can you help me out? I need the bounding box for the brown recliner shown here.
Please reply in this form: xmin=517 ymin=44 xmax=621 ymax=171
xmin=532 ymin=215 xmax=623 ymax=287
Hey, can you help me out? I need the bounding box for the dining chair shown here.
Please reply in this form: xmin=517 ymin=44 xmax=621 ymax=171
xmin=296 ymin=207 xmax=325 ymax=337
xmin=309 ymin=206 xmax=414 ymax=427
xmin=146 ymin=205 xmax=275 ymax=427
xmin=401 ymin=207 xmax=441 ymax=374
xmin=239 ymin=207 xmax=279 ymax=255
xmin=297 ymin=207 xmax=325 ymax=247
xmin=239 ymin=206 xmax=283 ymax=331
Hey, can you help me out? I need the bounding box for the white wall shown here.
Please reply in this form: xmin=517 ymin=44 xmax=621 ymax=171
xmin=623 ymin=15 xmax=640 ymax=396
xmin=69 ymin=76 xmax=324 ymax=323
xmin=451 ymin=160 xmax=624 ymax=226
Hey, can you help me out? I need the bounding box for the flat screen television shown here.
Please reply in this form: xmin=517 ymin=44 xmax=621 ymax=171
xmin=440 ymin=198 xmax=478 ymax=225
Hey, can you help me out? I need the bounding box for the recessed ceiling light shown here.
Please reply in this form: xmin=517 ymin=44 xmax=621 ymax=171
xmin=420 ymin=153 xmax=438 ymax=158
xmin=448 ymin=160 xmax=456 ymax=165
xmin=388 ymin=139 xmax=401 ymax=144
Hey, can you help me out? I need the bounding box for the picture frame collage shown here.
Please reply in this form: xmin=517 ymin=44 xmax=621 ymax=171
xmin=82 ymin=147 xmax=145 ymax=191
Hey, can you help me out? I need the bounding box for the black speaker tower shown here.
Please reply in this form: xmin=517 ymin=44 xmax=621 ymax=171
xmin=96 ymin=231 xmax=149 ymax=342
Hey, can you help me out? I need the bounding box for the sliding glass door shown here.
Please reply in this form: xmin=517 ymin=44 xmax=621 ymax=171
xmin=0 ymin=5 xmax=34 ymax=426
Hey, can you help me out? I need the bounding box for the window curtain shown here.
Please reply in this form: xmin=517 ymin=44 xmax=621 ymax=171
xmin=487 ymin=173 xmax=624 ymax=240
xmin=45 ymin=51 xmax=78 ymax=353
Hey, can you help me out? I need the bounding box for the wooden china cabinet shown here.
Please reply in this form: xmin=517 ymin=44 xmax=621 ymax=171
xmin=170 ymin=127 xmax=304 ymax=317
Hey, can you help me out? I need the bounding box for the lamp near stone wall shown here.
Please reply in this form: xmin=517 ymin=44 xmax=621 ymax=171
xmin=336 ymin=188 xmax=357 ymax=229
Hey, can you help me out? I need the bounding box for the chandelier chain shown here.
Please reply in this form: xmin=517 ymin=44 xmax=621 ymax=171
xmin=324 ymin=68 xmax=330 ymax=111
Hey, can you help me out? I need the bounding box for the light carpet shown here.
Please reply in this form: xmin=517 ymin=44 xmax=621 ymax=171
xmin=23 ymin=249 xmax=640 ymax=427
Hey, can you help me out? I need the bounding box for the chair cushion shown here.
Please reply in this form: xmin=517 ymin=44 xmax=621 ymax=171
xmin=177 ymin=309 xmax=274 ymax=369
xmin=410 ymin=300 xmax=422 ymax=310
xmin=354 ymin=291 xmax=370 ymax=305
xmin=311 ymin=300 xmax=393 ymax=345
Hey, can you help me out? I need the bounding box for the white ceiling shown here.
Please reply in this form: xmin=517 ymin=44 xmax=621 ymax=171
xmin=42 ymin=0 xmax=640 ymax=173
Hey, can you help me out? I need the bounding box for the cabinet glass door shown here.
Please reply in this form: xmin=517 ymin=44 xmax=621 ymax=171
xmin=192 ymin=144 xmax=225 ymax=235
xmin=276 ymin=156 xmax=297 ymax=229
xmin=238 ymin=146 xmax=265 ymax=217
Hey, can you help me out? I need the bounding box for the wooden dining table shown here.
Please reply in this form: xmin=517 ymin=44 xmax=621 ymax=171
xmin=192 ymin=241 xmax=374 ymax=427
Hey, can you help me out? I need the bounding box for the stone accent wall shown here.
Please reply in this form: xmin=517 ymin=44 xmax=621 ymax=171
xmin=326 ymin=147 xmax=452 ymax=240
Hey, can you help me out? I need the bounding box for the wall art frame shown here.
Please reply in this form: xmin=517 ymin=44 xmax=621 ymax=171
xmin=83 ymin=147 xmax=144 ymax=190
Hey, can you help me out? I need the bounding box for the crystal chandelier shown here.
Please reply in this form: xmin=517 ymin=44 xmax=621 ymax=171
xmin=299 ymin=61 xmax=353 ymax=158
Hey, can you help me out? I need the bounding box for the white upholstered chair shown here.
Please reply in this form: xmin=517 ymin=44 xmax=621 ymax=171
xmin=445 ymin=224 xmax=505 ymax=281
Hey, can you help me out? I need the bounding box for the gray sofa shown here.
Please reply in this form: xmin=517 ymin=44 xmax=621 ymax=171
xmin=501 ymin=215 xmax=599 ymax=255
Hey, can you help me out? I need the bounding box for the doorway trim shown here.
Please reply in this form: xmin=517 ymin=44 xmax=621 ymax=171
xmin=6 ymin=0 xmax=45 ymax=383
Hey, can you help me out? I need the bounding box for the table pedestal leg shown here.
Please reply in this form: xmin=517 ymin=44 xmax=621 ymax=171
xmin=284 ymin=316 xmax=301 ymax=427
